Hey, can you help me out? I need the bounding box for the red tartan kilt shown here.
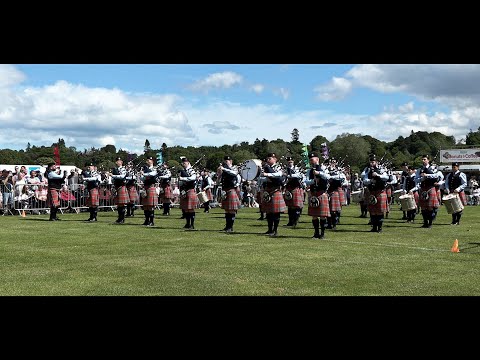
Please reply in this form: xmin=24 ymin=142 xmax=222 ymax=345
xmin=47 ymin=188 xmax=61 ymax=207
xmin=367 ymin=189 xmax=387 ymax=215
xmin=180 ymin=188 xmax=198 ymax=210
xmin=458 ymin=191 xmax=467 ymax=206
xmin=159 ymin=185 xmax=172 ymax=202
xmin=221 ymin=188 xmax=241 ymax=211
xmin=419 ymin=186 xmax=439 ymax=210
xmin=285 ymin=187 xmax=304 ymax=208
xmin=386 ymin=187 xmax=392 ymax=197
xmin=204 ymin=188 xmax=213 ymax=201
xmin=328 ymin=190 xmax=342 ymax=212
xmin=263 ymin=190 xmax=287 ymax=213
xmin=337 ymin=187 xmax=346 ymax=206
xmin=86 ymin=188 xmax=100 ymax=207
xmin=308 ymin=191 xmax=330 ymax=218
xmin=114 ymin=186 xmax=130 ymax=205
xmin=127 ymin=186 xmax=138 ymax=203
xmin=142 ymin=185 xmax=158 ymax=210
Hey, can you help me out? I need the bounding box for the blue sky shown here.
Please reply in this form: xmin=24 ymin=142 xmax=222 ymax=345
xmin=2 ymin=64 xmax=479 ymax=154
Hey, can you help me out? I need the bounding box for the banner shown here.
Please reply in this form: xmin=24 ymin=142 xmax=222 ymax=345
xmin=302 ymin=144 xmax=310 ymax=169
xmin=156 ymin=149 xmax=164 ymax=165
xmin=53 ymin=145 xmax=60 ymax=165
xmin=440 ymin=149 xmax=480 ymax=163
xmin=320 ymin=142 xmax=329 ymax=160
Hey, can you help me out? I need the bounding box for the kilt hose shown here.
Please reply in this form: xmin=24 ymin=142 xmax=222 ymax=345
xmin=221 ymin=188 xmax=241 ymax=213
xmin=127 ymin=185 xmax=138 ymax=204
xmin=285 ymin=187 xmax=304 ymax=208
xmin=47 ymin=188 xmax=61 ymax=207
xmin=141 ymin=185 xmax=158 ymax=211
xmin=418 ymin=185 xmax=439 ymax=211
xmin=180 ymin=188 xmax=198 ymax=212
xmin=263 ymin=188 xmax=287 ymax=214
xmin=328 ymin=190 xmax=342 ymax=212
xmin=367 ymin=189 xmax=387 ymax=215
xmin=86 ymin=188 xmax=100 ymax=207
xmin=114 ymin=185 xmax=130 ymax=206
xmin=307 ymin=191 xmax=330 ymax=218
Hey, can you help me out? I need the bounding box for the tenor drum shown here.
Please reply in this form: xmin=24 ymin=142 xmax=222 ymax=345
xmin=399 ymin=194 xmax=416 ymax=211
xmin=393 ymin=189 xmax=404 ymax=203
xmin=240 ymin=159 xmax=263 ymax=181
xmin=442 ymin=194 xmax=464 ymax=214
xmin=351 ymin=188 xmax=365 ymax=203
xmin=197 ymin=191 xmax=209 ymax=204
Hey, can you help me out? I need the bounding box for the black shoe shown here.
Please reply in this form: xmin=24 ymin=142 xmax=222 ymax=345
xmin=115 ymin=219 xmax=124 ymax=224
xmin=48 ymin=218 xmax=56 ymax=221
xmin=312 ymin=233 xmax=321 ymax=239
xmin=225 ymin=228 xmax=233 ymax=233
xmin=184 ymin=224 xmax=191 ymax=228
xmin=264 ymin=231 xmax=274 ymax=235
xmin=257 ymin=217 xmax=265 ymax=220
xmin=269 ymin=231 xmax=278 ymax=237
xmin=85 ymin=218 xmax=93 ymax=222
xmin=370 ymin=228 xmax=377 ymax=232
xmin=185 ymin=225 xmax=195 ymax=230
xmin=284 ymin=223 xmax=293 ymax=227
xmin=146 ymin=223 xmax=154 ymax=227
xmin=377 ymin=228 xmax=383 ymax=233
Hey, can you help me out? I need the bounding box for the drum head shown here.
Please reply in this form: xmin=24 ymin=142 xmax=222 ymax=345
xmin=240 ymin=159 xmax=262 ymax=181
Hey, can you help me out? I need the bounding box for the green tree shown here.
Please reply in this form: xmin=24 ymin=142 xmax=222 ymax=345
xmin=329 ymin=133 xmax=371 ymax=172
xmin=466 ymin=127 xmax=480 ymax=145
xmin=309 ymin=135 xmax=329 ymax=152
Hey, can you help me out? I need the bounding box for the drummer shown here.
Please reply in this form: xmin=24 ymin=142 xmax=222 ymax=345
xmin=444 ymin=162 xmax=467 ymax=225
xmin=404 ymin=165 xmax=418 ymax=223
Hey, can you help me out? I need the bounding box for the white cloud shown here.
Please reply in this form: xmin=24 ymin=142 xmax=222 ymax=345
xmin=314 ymin=77 xmax=352 ymax=101
xmin=0 ymin=64 xmax=26 ymax=88
xmin=250 ymin=84 xmax=264 ymax=94
xmin=273 ymin=87 xmax=289 ymax=100
xmin=188 ymin=71 xmax=243 ymax=93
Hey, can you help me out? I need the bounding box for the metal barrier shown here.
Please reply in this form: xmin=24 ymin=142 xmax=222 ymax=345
xmin=10 ymin=182 xmax=181 ymax=215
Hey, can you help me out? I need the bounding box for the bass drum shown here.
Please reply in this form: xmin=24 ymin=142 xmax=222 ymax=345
xmin=240 ymin=159 xmax=263 ymax=181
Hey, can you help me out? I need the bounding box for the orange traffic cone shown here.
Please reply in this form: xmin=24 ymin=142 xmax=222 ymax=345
xmin=21 ymin=210 xmax=26 ymax=217
xmin=451 ymin=239 xmax=460 ymax=253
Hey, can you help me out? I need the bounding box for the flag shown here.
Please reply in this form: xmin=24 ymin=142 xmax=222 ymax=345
xmin=156 ymin=149 xmax=164 ymax=165
xmin=53 ymin=145 xmax=60 ymax=165
xmin=320 ymin=142 xmax=329 ymax=160
xmin=302 ymin=144 xmax=311 ymax=169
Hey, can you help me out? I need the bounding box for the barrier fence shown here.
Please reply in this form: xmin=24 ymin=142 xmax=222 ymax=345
xmin=1 ymin=182 xmax=229 ymax=216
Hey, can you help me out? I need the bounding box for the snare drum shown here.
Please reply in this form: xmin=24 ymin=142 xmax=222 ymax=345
xmin=399 ymin=194 xmax=416 ymax=211
xmin=240 ymin=159 xmax=262 ymax=181
xmin=197 ymin=191 xmax=209 ymax=204
xmin=351 ymin=188 xmax=365 ymax=203
xmin=442 ymin=194 xmax=464 ymax=214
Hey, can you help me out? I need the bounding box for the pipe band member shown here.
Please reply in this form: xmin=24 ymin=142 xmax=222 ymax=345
xmin=45 ymin=162 xmax=67 ymax=221
xmin=82 ymin=162 xmax=101 ymax=222
xmin=218 ymin=155 xmax=241 ymax=233
xmin=140 ymin=156 xmax=158 ymax=227
xmin=178 ymin=156 xmax=198 ymax=230
xmin=444 ymin=161 xmax=467 ymax=225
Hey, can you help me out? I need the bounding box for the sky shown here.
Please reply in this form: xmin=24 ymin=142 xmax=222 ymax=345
xmin=1 ymin=64 xmax=479 ymax=155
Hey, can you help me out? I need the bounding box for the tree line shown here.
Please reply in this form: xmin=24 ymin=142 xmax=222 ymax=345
xmin=1 ymin=127 xmax=480 ymax=175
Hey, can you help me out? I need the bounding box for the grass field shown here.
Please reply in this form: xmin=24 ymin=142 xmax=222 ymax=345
xmin=1 ymin=203 xmax=480 ymax=296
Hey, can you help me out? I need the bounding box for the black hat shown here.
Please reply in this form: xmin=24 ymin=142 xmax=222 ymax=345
xmin=47 ymin=162 xmax=56 ymax=167
xmin=285 ymin=156 xmax=293 ymax=161
xmin=401 ymin=162 xmax=408 ymax=166
xmin=146 ymin=156 xmax=154 ymax=161
xmin=421 ymin=154 xmax=430 ymax=159
xmin=115 ymin=157 xmax=123 ymax=162
xmin=85 ymin=162 xmax=94 ymax=167
xmin=452 ymin=162 xmax=460 ymax=167
xmin=224 ymin=155 xmax=232 ymax=161
xmin=180 ymin=156 xmax=189 ymax=162
xmin=266 ymin=152 xmax=276 ymax=158
xmin=308 ymin=152 xmax=318 ymax=158
xmin=369 ymin=154 xmax=377 ymax=161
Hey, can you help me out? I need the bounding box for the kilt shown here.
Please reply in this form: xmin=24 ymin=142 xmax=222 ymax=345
xmin=367 ymin=189 xmax=387 ymax=215
xmin=263 ymin=189 xmax=287 ymax=214
xmin=86 ymin=188 xmax=100 ymax=207
xmin=418 ymin=186 xmax=439 ymax=210
xmin=307 ymin=191 xmax=330 ymax=218
xmin=204 ymin=188 xmax=213 ymax=201
xmin=328 ymin=190 xmax=342 ymax=212
xmin=337 ymin=187 xmax=346 ymax=206
xmin=180 ymin=188 xmax=198 ymax=211
xmin=458 ymin=191 xmax=467 ymax=206
xmin=141 ymin=185 xmax=158 ymax=210
xmin=114 ymin=185 xmax=129 ymax=206
xmin=160 ymin=185 xmax=172 ymax=203
xmin=285 ymin=187 xmax=304 ymax=208
xmin=127 ymin=185 xmax=138 ymax=204
xmin=386 ymin=186 xmax=392 ymax=197
xmin=99 ymin=188 xmax=111 ymax=200
xmin=221 ymin=188 xmax=241 ymax=212
xmin=47 ymin=188 xmax=61 ymax=207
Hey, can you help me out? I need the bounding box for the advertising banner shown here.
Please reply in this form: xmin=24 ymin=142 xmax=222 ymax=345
xmin=440 ymin=149 xmax=480 ymax=163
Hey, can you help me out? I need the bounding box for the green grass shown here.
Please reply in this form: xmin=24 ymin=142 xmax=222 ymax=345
xmin=2 ymin=204 xmax=480 ymax=295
